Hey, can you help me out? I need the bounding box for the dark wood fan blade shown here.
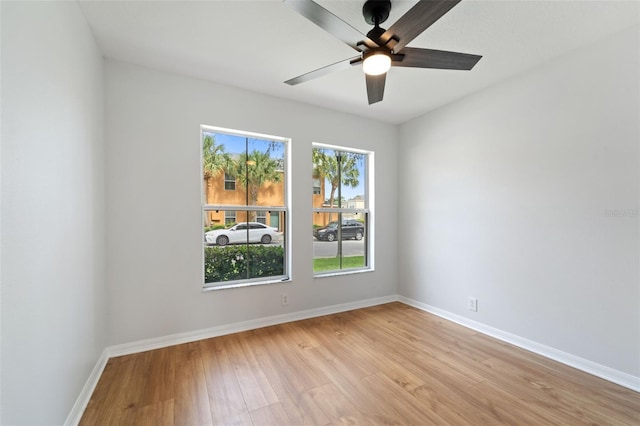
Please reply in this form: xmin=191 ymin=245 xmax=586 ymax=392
xmin=380 ymin=0 xmax=461 ymax=52
xmin=365 ymin=73 xmax=386 ymax=104
xmin=285 ymin=56 xmax=360 ymax=86
xmin=392 ymin=47 xmax=481 ymax=70
xmin=284 ymin=0 xmax=376 ymax=51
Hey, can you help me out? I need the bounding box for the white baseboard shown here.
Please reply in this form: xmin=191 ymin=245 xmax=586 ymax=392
xmin=398 ymin=295 xmax=640 ymax=393
xmin=64 ymin=349 xmax=110 ymax=426
xmin=64 ymin=294 xmax=398 ymax=425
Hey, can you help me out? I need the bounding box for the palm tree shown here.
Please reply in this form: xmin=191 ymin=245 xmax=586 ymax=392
xmin=312 ymin=148 xmax=360 ymax=223
xmin=231 ymin=150 xmax=282 ymax=221
xmin=202 ymin=134 xmax=230 ymax=182
xmin=202 ymin=134 xmax=231 ymax=225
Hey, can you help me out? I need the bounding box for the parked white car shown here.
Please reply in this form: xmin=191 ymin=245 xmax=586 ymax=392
xmin=205 ymin=222 xmax=282 ymax=246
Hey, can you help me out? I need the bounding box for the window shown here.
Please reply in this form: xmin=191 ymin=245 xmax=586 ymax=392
xmin=312 ymin=178 xmax=321 ymax=195
xmin=202 ymin=126 xmax=289 ymax=289
xmin=224 ymin=210 xmax=236 ymax=225
xmin=224 ymin=172 xmax=236 ymax=191
xmin=256 ymin=210 xmax=267 ymax=224
xmin=312 ymin=144 xmax=372 ymax=275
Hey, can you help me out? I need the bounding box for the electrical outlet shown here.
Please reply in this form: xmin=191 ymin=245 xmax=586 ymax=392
xmin=281 ymin=293 xmax=289 ymax=306
xmin=468 ymin=297 xmax=478 ymax=312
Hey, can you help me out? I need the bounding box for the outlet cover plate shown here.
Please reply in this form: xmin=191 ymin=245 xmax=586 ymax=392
xmin=468 ymin=297 xmax=478 ymax=312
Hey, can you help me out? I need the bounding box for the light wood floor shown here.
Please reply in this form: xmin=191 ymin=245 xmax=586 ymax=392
xmin=80 ymin=302 xmax=639 ymax=425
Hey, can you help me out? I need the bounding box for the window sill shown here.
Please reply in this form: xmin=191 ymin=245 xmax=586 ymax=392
xmin=203 ymin=277 xmax=291 ymax=292
xmin=313 ymin=267 xmax=374 ymax=279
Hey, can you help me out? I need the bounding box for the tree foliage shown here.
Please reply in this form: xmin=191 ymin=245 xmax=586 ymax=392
xmin=202 ymin=134 xmax=232 ymax=180
xmin=312 ymin=148 xmax=360 ymax=214
xmin=231 ymin=150 xmax=282 ymax=219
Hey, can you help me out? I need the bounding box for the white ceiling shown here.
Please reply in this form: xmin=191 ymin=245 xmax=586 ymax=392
xmin=79 ymin=0 xmax=639 ymax=124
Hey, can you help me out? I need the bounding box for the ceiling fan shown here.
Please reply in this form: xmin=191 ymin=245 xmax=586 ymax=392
xmin=284 ymin=0 xmax=482 ymax=105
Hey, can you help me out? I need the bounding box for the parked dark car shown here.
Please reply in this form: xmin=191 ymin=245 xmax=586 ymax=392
xmin=314 ymin=220 xmax=365 ymax=242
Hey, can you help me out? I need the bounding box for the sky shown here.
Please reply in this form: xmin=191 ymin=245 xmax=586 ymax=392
xmin=211 ymin=132 xmax=285 ymax=160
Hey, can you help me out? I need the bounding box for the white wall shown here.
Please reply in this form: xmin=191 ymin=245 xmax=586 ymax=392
xmin=1 ymin=2 xmax=107 ymax=424
xmin=105 ymin=60 xmax=398 ymax=346
xmin=398 ymin=26 xmax=639 ymax=377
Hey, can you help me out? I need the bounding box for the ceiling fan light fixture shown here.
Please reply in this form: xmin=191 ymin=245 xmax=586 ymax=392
xmin=362 ymin=50 xmax=391 ymax=76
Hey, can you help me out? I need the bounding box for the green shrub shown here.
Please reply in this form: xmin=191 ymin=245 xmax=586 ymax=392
xmin=204 ymin=224 xmax=227 ymax=233
xmin=205 ymin=245 xmax=284 ymax=283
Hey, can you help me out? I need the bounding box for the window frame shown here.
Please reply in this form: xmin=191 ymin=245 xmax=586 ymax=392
xmin=201 ymin=125 xmax=291 ymax=290
xmin=312 ymin=143 xmax=374 ymax=277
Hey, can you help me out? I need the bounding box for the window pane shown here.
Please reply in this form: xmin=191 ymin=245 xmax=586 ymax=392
xmin=312 ymin=148 xmax=366 ymax=208
xmin=256 ymin=210 xmax=267 ymax=224
xmin=312 ymin=212 xmax=367 ymax=273
xmin=204 ymin=210 xmax=286 ymax=285
xmin=224 ymin=210 xmax=236 ymax=225
xmin=203 ymin=132 xmax=285 ymax=210
xmin=224 ymin=173 xmax=236 ymax=191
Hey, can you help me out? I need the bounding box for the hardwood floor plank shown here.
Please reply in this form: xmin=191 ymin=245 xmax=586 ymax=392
xmin=79 ymin=356 xmax=122 ymax=425
xmin=289 ymin=390 xmax=333 ymax=425
xmin=362 ymin=372 xmax=450 ymax=425
xmin=261 ymin=323 xmax=332 ymax=391
xmin=143 ymin=346 xmax=175 ymax=405
xmin=298 ymin=320 xmax=377 ymax=382
xmin=83 ymin=352 xmax=152 ymax=425
xmin=476 ymin=355 xmax=593 ymax=424
xmin=467 ymin=379 xmax=566 ymax=424
xmin=251 ymin=326 xmax=309 ymax=395
xmin=302 ymin=346 xmax=415 ymax=424
xmin=542 ymin=365 xmax=640 ymax=418
xmin=280 ymin=321 xmax=322 ymax=350
xmin=358 ymin=304 xmax=490 ymax=375
xmin=81 ymin=302 xmax=639 ymax=425
xmin=540 ymin=370 xmax=640 ymax=424
xmin=199 ymin=337 xmax=249 ymax=423
xmin=409 ymin=380 xmax=497 ymax=425
xmin=250 ymin=328 xmax=330 ymax=425
xmin=174 ymin=341 xmax=201 ymax=364
xmin=212 ymin=411 xmax=254 ymax=426
xmin=307 ymin=383 xmax=368 ymax=425
xmin=129 ymin=398 xmax=175 ymax=426
xmin=173 ymin=342 xmax=213 ymax=425
xmin=224 ymin=332 xmax=279 ymax=411
xmin=249 ymin=402 xmax=292 ymax=425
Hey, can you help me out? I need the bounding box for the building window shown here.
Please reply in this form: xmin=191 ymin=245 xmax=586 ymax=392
xmin=256 ymin=210 xmax=267 ymax=224
xmin=202 ymin=126 xmax=289 ymax=289
xmin=312 ymin=144 xmax=372 ymax=276
xmin=312 ymin=178 xmax=321 ymax=195
xmin=224 ymin=210 xmax=236 ymax=225
xmin=224 ymin=172 xmax=236 ymax=191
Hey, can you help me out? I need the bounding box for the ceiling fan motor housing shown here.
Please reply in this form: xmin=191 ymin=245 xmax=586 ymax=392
xmin=363 ymin=0 xmax=391 ymax=26
xmin=366 ymin=25 xmax=387 ymax=44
